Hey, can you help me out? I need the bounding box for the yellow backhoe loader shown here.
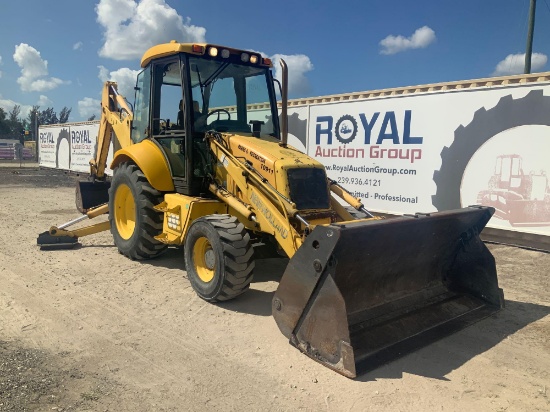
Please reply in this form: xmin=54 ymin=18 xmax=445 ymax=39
xmin=38 ymin=42 xmax=504 ymax=378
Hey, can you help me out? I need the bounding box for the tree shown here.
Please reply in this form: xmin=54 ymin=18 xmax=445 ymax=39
xmin=26 ymin=106 xmax=40 ymax=128
xmin=0 ymin=104 xmax=73 ymax=139
xmin=59 ymin=106 xmax=72 ymax=123
xmin=8 ymin=105 xmax=21 ymax=123
xmin=24 ymin=106 xmax=40 ymax=141
xmin=0 ymin=107 xmax=10 ymax=136
xmin=4 ymin=105 xmax=24 ymax=137
xmin=87 ymin=114 xmax=96 ymax=121
xmin=38 ymin=107 xmax=58 ymax=125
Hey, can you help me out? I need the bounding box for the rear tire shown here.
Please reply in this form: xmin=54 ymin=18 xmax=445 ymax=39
xmin=184 ymin=215 xmax=255 ymax=302
xmin=108 ymin=162 xmax=167 ymax=260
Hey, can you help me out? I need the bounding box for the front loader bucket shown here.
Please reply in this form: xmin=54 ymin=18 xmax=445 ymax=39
xmin=272 ymin=206 xmax=503 ymax=378
xmin=76 ymin=181 xmax=110 ymax=213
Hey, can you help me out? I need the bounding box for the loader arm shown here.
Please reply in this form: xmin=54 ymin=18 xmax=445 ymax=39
xmin=204 ymin=128 xmax=377 ymax=259
xmin=207 ymin=132 xmax=303 ymax=258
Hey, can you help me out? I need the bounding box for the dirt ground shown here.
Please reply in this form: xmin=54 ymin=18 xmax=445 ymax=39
xmin=0 ymin=165 xmax=549 ymax=412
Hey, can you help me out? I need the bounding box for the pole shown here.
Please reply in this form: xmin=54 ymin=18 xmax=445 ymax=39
xmin=524 ymin=0 xmax=537 ymax=74
xmin=34 ymin=110 xmax=38 ymax=161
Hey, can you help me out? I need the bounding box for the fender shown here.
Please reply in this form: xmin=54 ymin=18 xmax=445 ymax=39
xmin=110 ymin=139 xmax=175 ymax=192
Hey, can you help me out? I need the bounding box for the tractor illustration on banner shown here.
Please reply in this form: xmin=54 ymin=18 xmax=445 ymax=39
xmin=477 ymin=154 xmax=550 ymax=226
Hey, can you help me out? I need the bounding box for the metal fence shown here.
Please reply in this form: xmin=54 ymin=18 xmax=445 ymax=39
xmin=0 ymin=144 xmax=35 ymax=160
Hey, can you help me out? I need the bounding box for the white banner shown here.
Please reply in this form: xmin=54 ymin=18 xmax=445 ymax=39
xmin=38 ymin=125 xmax=68 ymax=169
xmin=39 ymin=121 xmax=114 ymax=176
xmin=69 ymin=123 xmax=98 ymax=172
xmin=301 ymin=87 xmax=550 ymax=237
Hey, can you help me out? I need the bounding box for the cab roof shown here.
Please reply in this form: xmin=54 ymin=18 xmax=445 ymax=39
xmin=140 ymin=41 xmax=272 ymax=68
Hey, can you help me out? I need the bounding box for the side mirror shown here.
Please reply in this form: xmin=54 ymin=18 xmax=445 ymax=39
xmin=273 ymin=78 xmax=283 ymax=96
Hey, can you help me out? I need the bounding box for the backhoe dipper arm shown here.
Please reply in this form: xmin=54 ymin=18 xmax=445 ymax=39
xmin=90 ymin=81 xmax=134 ymax=179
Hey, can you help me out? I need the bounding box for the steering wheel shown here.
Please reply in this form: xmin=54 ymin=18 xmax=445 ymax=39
xmin=153 ymin=118 xmax=171 ymax=135
xmin=207 ymin=109 xmax=231 ymax=122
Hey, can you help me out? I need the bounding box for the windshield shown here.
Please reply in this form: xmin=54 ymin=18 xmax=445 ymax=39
xmin=188 ymin=56 xmax=276 ymax=136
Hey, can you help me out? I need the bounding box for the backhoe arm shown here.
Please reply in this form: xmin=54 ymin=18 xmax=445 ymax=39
xmin=37 ymin=204 xmax=110 ymax=248
xmin=90 ymin=81 xmax=133 ymax=179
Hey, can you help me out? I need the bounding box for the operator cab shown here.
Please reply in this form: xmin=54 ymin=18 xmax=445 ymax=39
xmin=131 ymin=43 xmax=280 ymax=196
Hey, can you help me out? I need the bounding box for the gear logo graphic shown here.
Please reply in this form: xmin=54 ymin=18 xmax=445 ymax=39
xmin=55 ymin=128 xmax=71 ymax=169
xmin=335 ymin=115 xmax=358 ymax=144
xmin=432 ymin=90 xmax=550 ymax=211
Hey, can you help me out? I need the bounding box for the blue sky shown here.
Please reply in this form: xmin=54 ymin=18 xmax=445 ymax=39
xmin=1 ymin=0 xmax=550 ymax=122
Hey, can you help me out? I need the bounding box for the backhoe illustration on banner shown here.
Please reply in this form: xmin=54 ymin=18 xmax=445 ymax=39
xmin=37 ymin=41 xmax=503 ymax=378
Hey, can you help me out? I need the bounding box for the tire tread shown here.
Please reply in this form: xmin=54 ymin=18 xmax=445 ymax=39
xmin=108 ymin=162 xmax=167 ymax=260
xmin=187 ymin=214 xmax=255 ymax=302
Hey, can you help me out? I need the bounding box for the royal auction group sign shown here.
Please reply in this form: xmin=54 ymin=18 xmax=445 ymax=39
xmin=39 ymin=121 xmax=114 ymax=176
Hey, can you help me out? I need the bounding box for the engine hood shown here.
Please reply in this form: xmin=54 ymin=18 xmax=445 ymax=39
xmin=223 ymin=133 xmax=326 ymax=190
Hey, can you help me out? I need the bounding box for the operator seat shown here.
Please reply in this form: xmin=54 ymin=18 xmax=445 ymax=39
xmin=192 ymin=100 xmax=206 ymax=131
xmin=177 ymin=100 xmax=204 ymax=130
xmin=192 ymin=100 xmax=202 ymax=119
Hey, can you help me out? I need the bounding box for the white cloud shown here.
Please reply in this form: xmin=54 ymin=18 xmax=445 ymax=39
xmin=0 ymin=95 xmax=33 ymax=118
xmin=0 ymin=96 xmax=19 ymax=113
xmin=493 ymin=53 xmax=547 ymax=76
xmin=97 ymin=65 xmax=140 ymax=98
xmin=38 ymin=95 xmax=53 ymax=106
xmin=98 ymin=65 xmax=110 ymax=82
xmin=96 ymin=0 xmax=206 ymax=60
xmin=0 ymin=94 xmax=55 ymax=119
xmin=379 ymin=26 xmax=436 ymax=55
xmin=78 ymin=97 xmax=101 ymax=119
xmin=73 ymin=41 xmax=83 ymax=51
xmin=13 ymin=43 xmax=70 ymax=92
xmin=257 ymin=53 xmax=314 ymax=96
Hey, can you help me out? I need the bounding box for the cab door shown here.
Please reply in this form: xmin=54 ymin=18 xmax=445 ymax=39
xmin=149 ymin=56 xmax=191 ymax=193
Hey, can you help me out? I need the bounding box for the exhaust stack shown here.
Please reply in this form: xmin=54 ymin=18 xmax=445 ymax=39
xmin=279 ymin=59 xmax=288 ymax=147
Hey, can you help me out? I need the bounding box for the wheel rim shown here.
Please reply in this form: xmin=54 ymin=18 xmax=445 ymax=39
xmin=193 ymin=237 xmax=216 ymax=283
xmin=114 ymin=183 xmax=136 ymax=240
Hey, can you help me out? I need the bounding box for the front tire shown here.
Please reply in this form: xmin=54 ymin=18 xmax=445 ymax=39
xmin=184 ymin=215 xmax=254 ymax=302
xmin=108 ymin=162 xmax=167 ymax=260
